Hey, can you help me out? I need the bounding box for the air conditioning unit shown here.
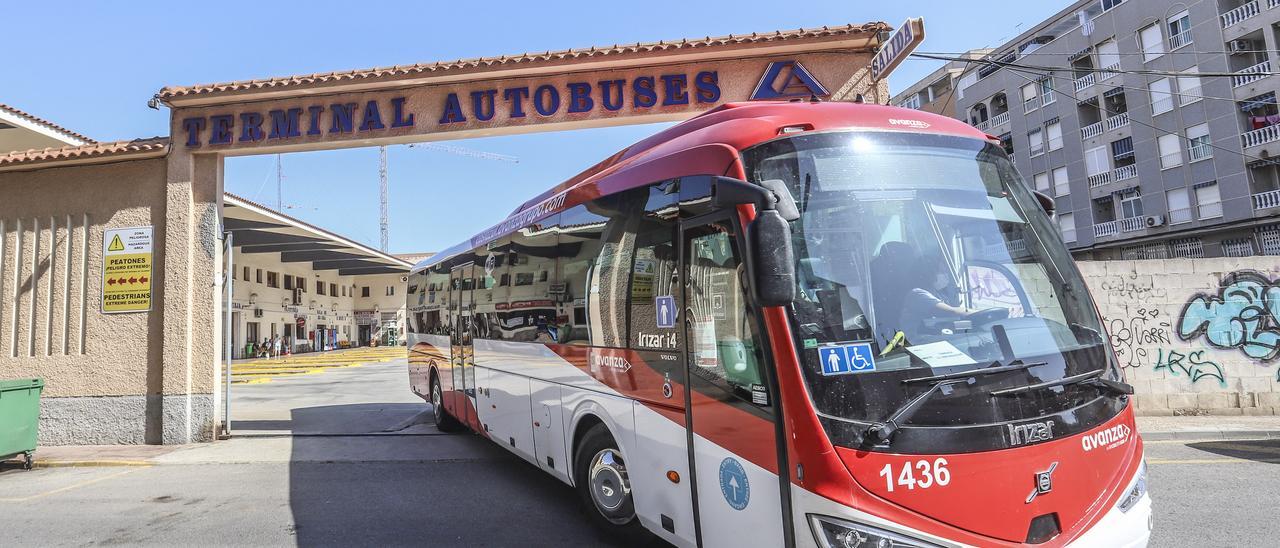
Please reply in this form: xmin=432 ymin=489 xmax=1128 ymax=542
xmin=1229 ymin=40 xmax=1252 ymax=54
xmin=1145 ymin=215 xmax=1165 ymax=228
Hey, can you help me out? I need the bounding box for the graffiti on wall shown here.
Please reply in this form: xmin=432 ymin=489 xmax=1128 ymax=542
xmin=1105 ymin=307 xmax=1172 ymax=369
xmin=1177 ymin=270 xmax=1280 ymax=362
xmin=1153 ymin=348 xmax=1226 ymax=388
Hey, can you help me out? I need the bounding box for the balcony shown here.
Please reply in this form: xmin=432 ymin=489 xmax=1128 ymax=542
xmin=1081 ymin=121 xmax=1104 ymax=140
xmin=1221 ymin=1 xmax=1260 ymax=28
xmin=1233 ymin=60 xmax=1271 ymax=88
xmin=1024 ymin=96 xmax=1041 ymax=113
xmin=1119 ymin=217 xmax=1146 ymax=233
xmin=1271 ymin=0 xmax=1280 ymax=9
xmin=1088 ymin=172 xmax=1113 ymax=188
xmin=975 ymin=119 xmax=991 ymax=131
xmin=1189 ymin=142 xmax=1213 ymax=162
xmin=1074 ymin=72 xmax=1096 ymax=92
xmin=1106 ymin=112 xmax=1130 ymax=131
xmin=1113 ymin=164 xmax=1138 ymax=181
xmin=1243 ymin=124 xmax=1280 ymax=148
xmin=1094 ymin=221 xmax=1119 ymax=238
xmin=1169 ymin=31 xmax=1193 ymax=50
xmin=1100 ymin=62 xmax=1121 ymax=80
xmin=1254 ymin=189 xmax=1280 ymax=209
xmin=989 ymin=111 xmax=1010 ymax=129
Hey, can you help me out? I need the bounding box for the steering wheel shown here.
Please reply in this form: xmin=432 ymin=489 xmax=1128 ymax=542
xmin=966 ymin=307 xmax=1010 ymax=325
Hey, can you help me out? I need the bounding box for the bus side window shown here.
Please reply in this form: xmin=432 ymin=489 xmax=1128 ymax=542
xmin=685 ymin=219 xmax=766 ymax=405
xmin=628 ymin=184 xmax=682 ymax=352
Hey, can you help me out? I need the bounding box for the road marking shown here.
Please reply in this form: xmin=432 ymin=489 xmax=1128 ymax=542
xmin=0 ymin=467 xmax=145 ymax=502
xmin=1148 ymin=457 xmax=1280 ymax=465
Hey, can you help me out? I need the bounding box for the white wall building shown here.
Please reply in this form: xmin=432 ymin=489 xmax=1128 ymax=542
xmin=224 ymin=194 xmax=417 ymax=357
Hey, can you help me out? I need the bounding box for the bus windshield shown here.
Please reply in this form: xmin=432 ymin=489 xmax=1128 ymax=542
xmin=743 ymin=131 xmax=1123 ymax=450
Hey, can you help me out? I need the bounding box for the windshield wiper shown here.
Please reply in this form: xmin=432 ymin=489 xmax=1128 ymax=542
xmin=865 ymin=377 xmax=975 ymax=446
xmin=989 ymin=369 xmax=1134 ymax=398
xmin=901 ymin=360 xmax=1047 ymax=385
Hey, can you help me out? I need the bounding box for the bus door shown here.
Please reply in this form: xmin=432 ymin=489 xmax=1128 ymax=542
xmin=680 ymin=212 xmax=788 ymax=547
xmin=449 ymin=263 xmax=477 ymax=429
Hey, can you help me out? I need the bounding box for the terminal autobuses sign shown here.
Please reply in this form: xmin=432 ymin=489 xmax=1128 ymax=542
xmin=101 ymin=226 xmax=154 ymax=313
xmin=174 ymin=53 xmax=868 ymax=151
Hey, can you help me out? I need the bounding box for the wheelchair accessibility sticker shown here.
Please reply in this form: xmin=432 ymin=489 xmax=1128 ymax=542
xmin=818 ymin=343 xmax=876 ymax=375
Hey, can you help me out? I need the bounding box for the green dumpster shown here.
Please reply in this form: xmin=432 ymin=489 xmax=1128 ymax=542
xmin=0 ymin=378 xmax=43 ymax=470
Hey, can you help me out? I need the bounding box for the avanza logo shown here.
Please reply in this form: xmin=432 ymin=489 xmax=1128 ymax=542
xmin=888 ymin=118 xmax=930 ymax=129
xmin=590 ymin=354 xmax=632 ymax=373
xmin=1081 ymin=424 xmax=1131 ymax=452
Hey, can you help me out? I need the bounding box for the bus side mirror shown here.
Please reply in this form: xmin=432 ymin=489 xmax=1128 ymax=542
xmin=1032 ymin=190 xmax=1055 ymax=217
xmin=750 ymin=210 xmax=796 ymax=307
xmin=711 ymin=176 xmax=796 ymax=307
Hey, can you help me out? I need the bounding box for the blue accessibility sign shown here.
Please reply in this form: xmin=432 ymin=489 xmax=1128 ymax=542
xmin=818 ymin=343 xmax=876 ymax=376
xmin=655 ymin=295 xmax=676 ymax=328
xmin=719 ymin=457 xmax=750 ymax=510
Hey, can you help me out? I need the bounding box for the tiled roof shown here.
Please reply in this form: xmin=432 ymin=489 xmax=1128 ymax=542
xmin=0 ymin=137 xmax=169 ymax=169
xmin=156 ymin=23 xmax=888 ymax=102
xmin=0 ymin=103 xmax=96 ymax=144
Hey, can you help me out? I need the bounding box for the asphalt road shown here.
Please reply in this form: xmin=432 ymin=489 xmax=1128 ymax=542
xmin=0 ymin=356 xmax=1275 ymax=547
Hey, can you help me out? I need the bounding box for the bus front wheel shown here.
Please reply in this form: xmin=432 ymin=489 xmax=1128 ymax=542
xmin=430 ymin=373 xmax=464 ymax=433
xmin=574 ymin=424 xmax=646 ymax=538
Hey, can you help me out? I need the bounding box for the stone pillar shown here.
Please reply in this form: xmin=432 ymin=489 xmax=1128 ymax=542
xmin=156 ymin=149 xmax=221 ymax=443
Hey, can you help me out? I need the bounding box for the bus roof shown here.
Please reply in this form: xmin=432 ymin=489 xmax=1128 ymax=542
xmin=413 ymin=101 xmax=989 ymax=273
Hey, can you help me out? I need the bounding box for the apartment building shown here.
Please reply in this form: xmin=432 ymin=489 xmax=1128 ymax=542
xmin=904 ymin=0 xmax=1280 ymax=259
xmin=891 ymin=49 xmax=993 ymax=116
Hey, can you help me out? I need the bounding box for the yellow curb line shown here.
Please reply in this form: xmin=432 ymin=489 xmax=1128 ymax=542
xmin=32 ymin=460 xmax=154 ymax=468
xmin=0 ymin=467 xmax=146 ymax=503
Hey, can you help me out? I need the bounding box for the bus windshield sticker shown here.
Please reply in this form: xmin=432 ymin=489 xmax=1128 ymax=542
xmin=905 ymin=341 xmax=975 ymax=368
xmin=694 ymin=320 xmax=718 ymax=368
xmin=818 ymin=343 xmax=876 ymax=375
xmin=750 ymin=384 xmax=770 ymax=406
xmin=655 ymin=295 xmax=676 ymax=328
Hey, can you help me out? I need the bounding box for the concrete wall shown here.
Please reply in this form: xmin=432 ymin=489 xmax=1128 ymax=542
xmin=0 ymin=157 xmax=216 ymax=444
xmin=1079 ymin=257 xmax=1280 ymax=415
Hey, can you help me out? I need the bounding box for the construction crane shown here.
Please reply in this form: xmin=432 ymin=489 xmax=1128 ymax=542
xmin=376 ymin=143 xmax=519 ymax=252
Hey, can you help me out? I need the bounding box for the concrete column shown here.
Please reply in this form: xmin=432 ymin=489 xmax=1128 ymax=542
xmin=156 ymin=149 xmax=221 ymax=443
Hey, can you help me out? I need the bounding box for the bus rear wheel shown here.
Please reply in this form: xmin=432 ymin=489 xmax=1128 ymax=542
xmin=574 ymin=424 xmax=647 ymax=540
xmin=430 ymin=373 xmax=464 ymax=433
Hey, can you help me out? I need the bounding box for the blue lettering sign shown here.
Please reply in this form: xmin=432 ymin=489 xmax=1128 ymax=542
xmin=209 ymin=115 xmax=234 ymax=145
xmin=633 ymin=76 xmax=657 ymax=108
xmin=503 ymin=87 xmax=530 ymax=118
xmin=567 ymin=82 xmax=593 ymax=113
xmin=470 ymin=90 xmax=497 ymax=122
xmin=660 ymin=74 xmax=689 ymax=106
xmin=239 ymin=112 xmax=265 ymax=142
xmin=695 ymin=71 xmax=721 ymax=103
xmin=439 ymin=93 xmax=466 ymax=124
xmin=390 ymin=97 xmax=415 ymax=128
xmin=306 ymin=106 xmax=324 ymax=135
xmin=533 ymin=85 xmax=560 ymax=116
xmin=182 ymin=117 xmax=206 ymax=147
xmin=268 ymin=108 xmax=302 ymax=139
xmin=360 ymin=100 xmax=385 ymax=131
xmin=599 ymin=79 xmax=625 ymax=111
xmin=330 ymin=103 xmax=357 ymax=133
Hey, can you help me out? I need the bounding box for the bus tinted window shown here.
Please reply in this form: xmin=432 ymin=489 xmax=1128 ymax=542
xmin=629 ymin=184 xmax=682 ymax=352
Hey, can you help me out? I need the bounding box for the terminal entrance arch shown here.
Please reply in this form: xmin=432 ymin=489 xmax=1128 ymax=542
xmin=149 ymin=22 xmax=891 ymax=440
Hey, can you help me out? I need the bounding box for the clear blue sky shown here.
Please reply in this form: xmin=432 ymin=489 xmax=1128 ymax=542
xmin=5 ymin=1 xmax=1064 ymax=253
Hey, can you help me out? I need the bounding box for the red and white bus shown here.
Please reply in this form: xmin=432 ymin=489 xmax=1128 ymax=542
xmin=405 ymin=101 xmax=1151 ymax=547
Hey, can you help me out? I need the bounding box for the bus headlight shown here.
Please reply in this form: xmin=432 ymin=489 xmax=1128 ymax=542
xmin=1115 ymin=460 xmax=1148 ymax=513
xmin=809 ymin=515 xmax=939 ymax=548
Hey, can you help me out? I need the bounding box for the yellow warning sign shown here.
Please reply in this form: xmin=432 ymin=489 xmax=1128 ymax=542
xmin=102 ymin=227 xmax=153 ymax=313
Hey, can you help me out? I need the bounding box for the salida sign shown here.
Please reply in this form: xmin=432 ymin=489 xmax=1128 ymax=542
xmin=178 ymin=60 xmax=834 ymax=149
